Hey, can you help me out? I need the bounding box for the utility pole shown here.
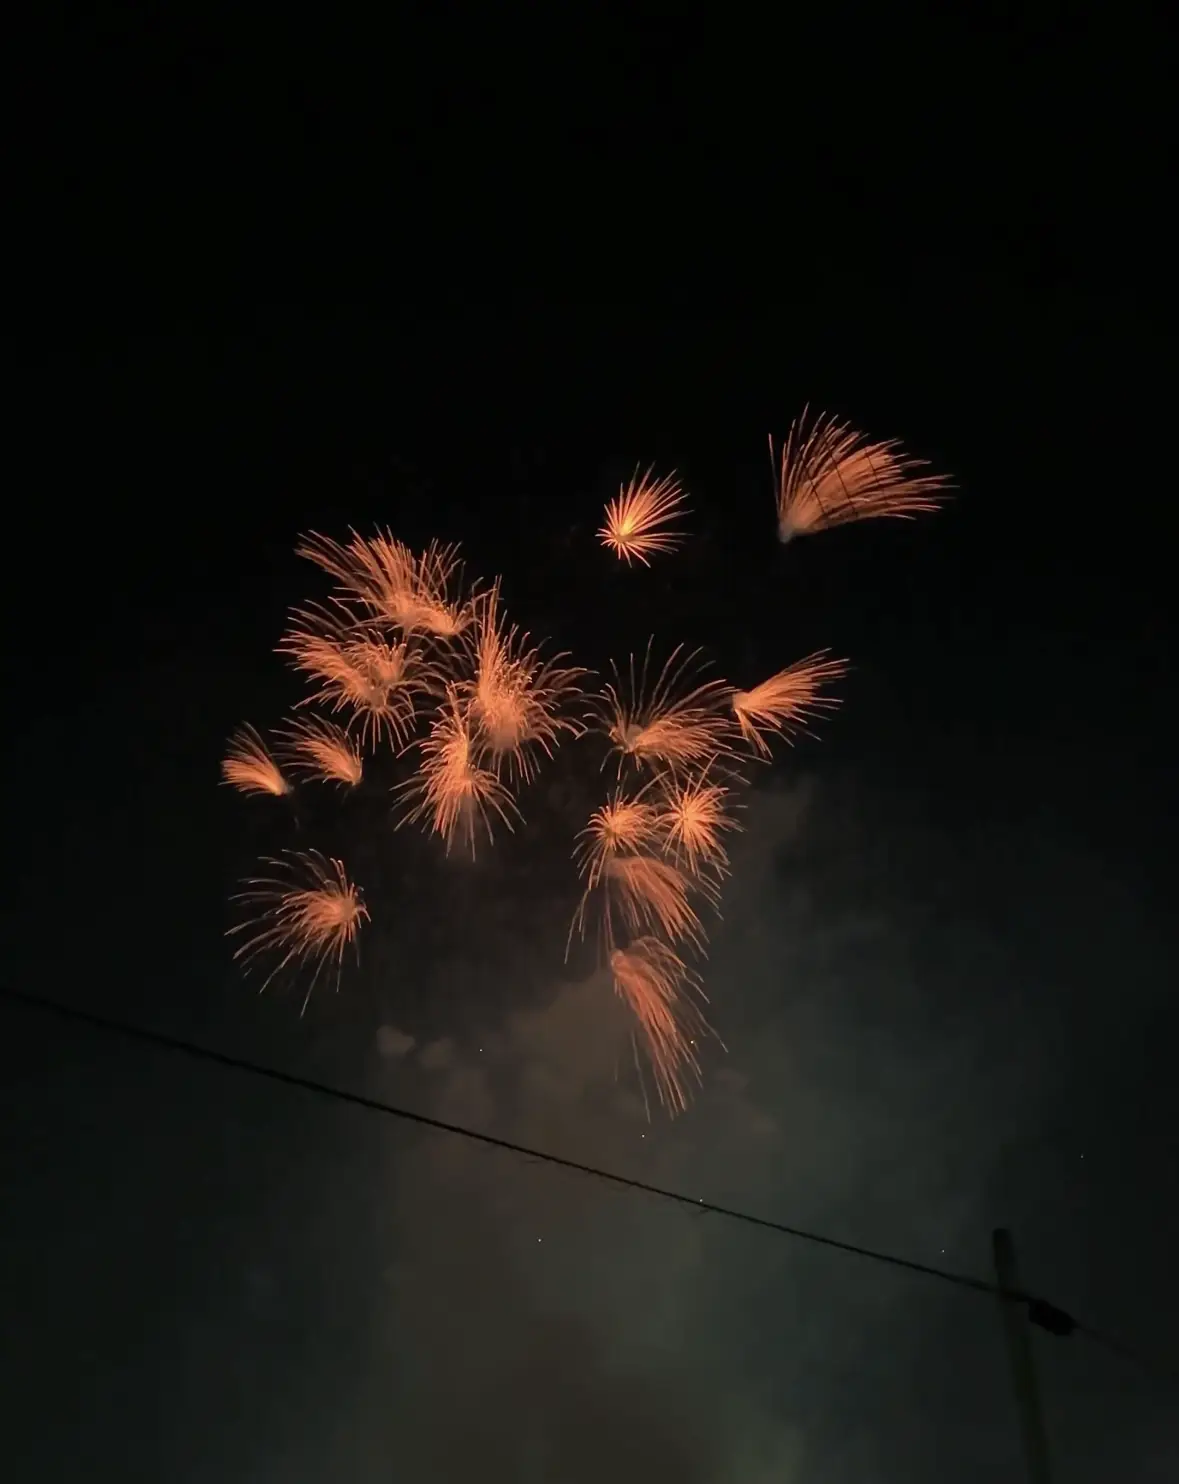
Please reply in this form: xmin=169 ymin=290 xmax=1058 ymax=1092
xmin=993 ymin=1227 xmax=1053 ymax=1483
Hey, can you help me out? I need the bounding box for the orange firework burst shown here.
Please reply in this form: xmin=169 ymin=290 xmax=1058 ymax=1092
xmin=604 ymin=853 xmax=706 ymax=950
xmin=397 ymin=687 xmax=520 ymax=858
xmin=221 ymin=725 xmax=291 ymax=798
xmin=657 ymin=771 xmax=739 ymax=877
xmin=609 ymin=938 xmax=715 ymax=1115
xmin=462 ymin=583 xmax=587 ymax=782
xmin=297 ymin=529 xmax=471 ymax=639
xmin=771 ymin=408 xmax=951 ymax=543
xmin=277 ymin=714 xmax=364 ymax=786
xmin=598 ymin=466 xmax=688 ymax=565
xmin=573 ymin=784 xmax=661 ymax=889
xmin=600 ymin=641 xmax=734 ymax=775
xmin=278 ymin=603 xmax=434 ymax=749
xmin=730 ymin=650 xmax=849 ymax=757
xmin=228 ymin=850 xmax=369 ymax=1011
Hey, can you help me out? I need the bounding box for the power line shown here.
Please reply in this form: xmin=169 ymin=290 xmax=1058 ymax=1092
xmin=0 ymin=982 xmax=1160 ymax=1376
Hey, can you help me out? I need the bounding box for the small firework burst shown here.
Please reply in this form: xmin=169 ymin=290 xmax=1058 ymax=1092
xmin=228 ymin=850 xmax=368 ymax=1012
xmin=599 ymin=640 xmax=734 ymax=775
xmin=221 ymin=725 xmax=291 ymax=798
xmin=772 ymin=408 xmax=950 ymax=543
xmin=277 ymin=714 xmax=364 ymax=786
xmin=657 ymin=771 xmax=739 ymax=878
xmin=598 ymin=466 xmax=688 ymax=565
xmin=573 ymin=784 xmax=662 ymax=890
xmin=462 ymin=582 xmax=587 ymax=782
xmin=604 ymin=853 xmax=707 ymax=950
xmin=609 ymin=937 xmax=715 ymax=1115
xmin=278 ymin=603 xmax=434 ymax=750
xmin=297 ymin=529 xmax=472 ymax=639
xmin=730 ymin=651 xmax=849 ymax=757
xmin=397 ymin=687 xmax=521 ymax=858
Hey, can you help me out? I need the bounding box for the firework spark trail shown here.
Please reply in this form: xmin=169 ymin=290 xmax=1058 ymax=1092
xmin=772 ymin=407 xmax=950 ymax=543
xmin=278 ymin=603 xmax=435 ymax=750
xmin=397 ymin=687 xmax=521 ymax=858
xmin=598 ymin=467 xmax=688 ymax=565
xmin=657 ymin=771 xmax=739 ymax=878
xmin=731 ymin=651 xmax=849 ymax=757
xmin=600 ymin=641 xmax=735 ymax=775
xmin=221 ymin=725 xmax=291 ymax=797
xmin=604 ymin=853 xmax=707 ymax=950
xmin=297 ymin=530 xmax=471 ymax=638
xmin=277 ymin=714 xmax=364 ymax=786
xmin=228 ymin=850 xmax=369 ymax=1012
xmin=609 ymin=937 xmax=715 ymax=1115
xmin=462 ymin=582 xmax=588 ymax=782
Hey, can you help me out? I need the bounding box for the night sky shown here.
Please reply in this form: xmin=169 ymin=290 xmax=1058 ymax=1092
xmin=4 ymin=17 xmax=1176 ymax=1483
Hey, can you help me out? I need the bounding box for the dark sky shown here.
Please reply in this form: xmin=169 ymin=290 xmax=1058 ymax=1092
xmin=4 ymin=14 xmax=1176 ymax=1483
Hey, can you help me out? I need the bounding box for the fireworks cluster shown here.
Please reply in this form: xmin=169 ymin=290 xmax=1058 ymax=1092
xmin=222 ymin=411 xmax=949 ymax=1112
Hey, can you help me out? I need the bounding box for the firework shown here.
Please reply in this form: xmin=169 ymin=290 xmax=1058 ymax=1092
xmin=610 ymin=937 xmax=714 ymax=1115
xmin=573 ymin=784 xmax=661 ymax=889
xmin=731 ymin=651 xmax=849 ymax=757
xmin=221 ymin=725 xmax=291 ymax=798
xmin=397 ymin=687 xmax=521 ymax=857
xmin=772 ymin=408 xmax=950 ymax=543
xmin=278 ymin=603 xmax=434 ymax=750
xmin=277 ymin=714 xmax=364 ymax=786
xmin=297 ymin=529 xmax=471 ymax=638
xmin=604 ymin=853 xmax=706 ymax=950
xmin=228 ymin=850 xmax=368 ymax=1011
xmin=657 ymin=771 xmax=739 ymax=878
xmin=462 ymin=582 xmax=587 ymax=782
xmin=598 ymin=466 xmax=688 ymax=565
xmin=599 ymin=641 xmax=734 ymax=775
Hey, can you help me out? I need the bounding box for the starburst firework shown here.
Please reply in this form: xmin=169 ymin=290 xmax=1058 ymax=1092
xmin=221 ymin=725 xmax=291 ymax=797
xmin=600 ymin=641 xmax=734 ymax=775
xmin=277 ymin=714 xmax=364 ymax=786
xmin=657 ymin=771 xmax=738 ymax=877
xmin=228 ymin=850 xmax=368 ymax=1011
xmin=731 ymin=651 xmax=849 ymax=757
xmin=297 ymin=529 xmax=471 ymax=638
xmin=598 ymin=466 xmax=688 ymax=565
xmin=772 ymin=408 xmax=950 ymax=543
xmin=609 ymin=938 xmax=714 ymax=1115
xmin=397 ymin=688 xmax=521 ymax=857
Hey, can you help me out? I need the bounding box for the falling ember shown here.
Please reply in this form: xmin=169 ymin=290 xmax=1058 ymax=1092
xmin=731 ymin=651 xmax=849 ymax=757
xmin=658 ymin=772 xmax=739 ymax=877
xmin=397 ymin=688 xmax=521 ymax=858
xmin=463 ymin=582 xmax=587 ymax=782
xmin=278 ymin=603 xmax=433 ymax=750
xmin=221 ymin=725 xmax=291 ymax=798
xmin=604 ymin=853 xmax=707 ymax=950
xmin=600 ymin=641 xmax=734 ymax=775
xmin=610 ymin=938 xmax=715 ymax=1115
xmin=598 ymin=466 xmax=688 ymax=566
xmin=228 ymin=850 xmax=368 ymax=1012
xmin=277 ymin=714 xmax=364 ymax=786
xmin=771 ymin=408 xmax=950 ymax=543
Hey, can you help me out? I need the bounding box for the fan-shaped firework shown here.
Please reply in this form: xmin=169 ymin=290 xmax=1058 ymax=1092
xmin=278 ymin=603 xmax=435 ymax=750
xmin=599 ymin=641 xmax=734 ymax=775
xmin=461 ymin=582 xmax=587 ymax=782
xmin=277 ymin=715 xmax=364 ymax=786
xmin=604 ymin=853 xmax=706 ymax=950
xmin=772 ymin=408 xmax=950 ymax=543
xmin=731 ymin=651 xmax=849 ymax=757
xmin=657 ymin=771 xmax=739 ymax=878
xmin=297 ymin=529 xmax=471 ymax=638
xmin=598 ymin=466 xmax=688 ymax=566
xmin=228 ymin=850 xmax=369 ymax=1011
xmin=609 ymin=938 xmax=714 ymax=1115
xmin=221 ymin=725 xmax=291 ymax=798
xmin=397 ymin=687 xmax=521 ymax=858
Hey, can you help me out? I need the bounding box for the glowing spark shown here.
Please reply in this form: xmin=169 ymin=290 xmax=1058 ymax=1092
xmin=462 ymin=583 xmax=587 ymax=782
xmin=574 ymin=785 xmax=661 ymax=890
xmin=609 ymin=938 xmax=714 ymax=1115
xmin=397 ymin=688 xmax=521 ymax=858
xmin=228 ymin=850 xmax=368 ymax=1012
xmin=598 ymin=467 xmax=688 ymax=565
xmin=658 ymin=772 xmax=738 ymax=877
xmin=730 ymin=650 xmax=849 ymax=757
xmin=604 ymin=854 xmax=706 ymax=950
xmin=221 ymin=725 xmax=291 ymax=797
xmin=296 ymin=529 xmax=472 ymax=638
xmin=600 ymin=641 xmax=734 ymax=775
xmin=278 ymin=603 xmax=433 ymax=749
xmin=277 ymin=714 xmax=364 ymax=786
xmin=771 ymin=408 xmax=950 ymax=543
